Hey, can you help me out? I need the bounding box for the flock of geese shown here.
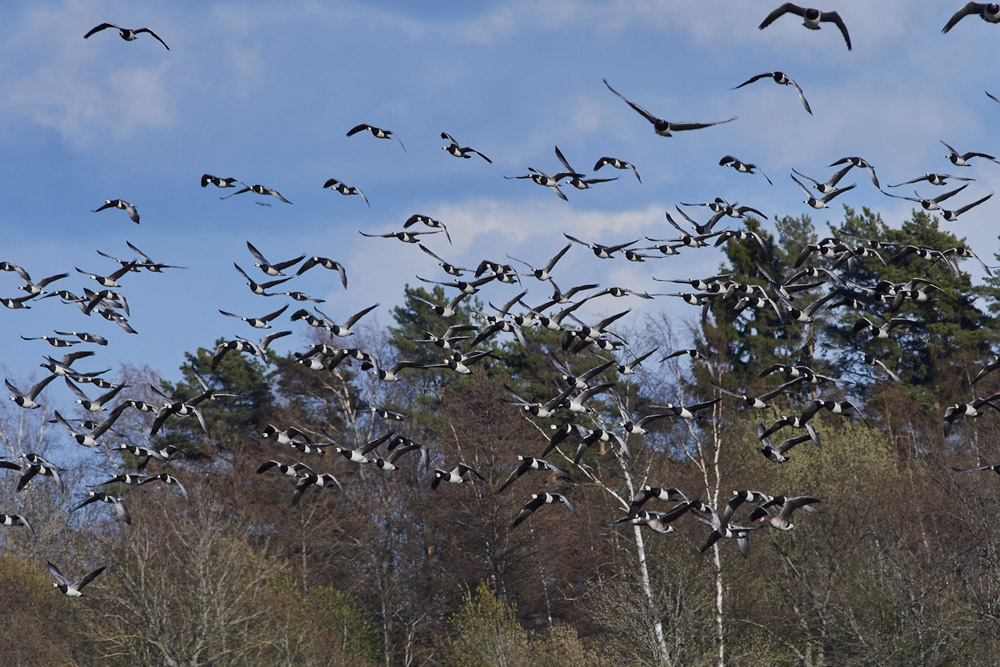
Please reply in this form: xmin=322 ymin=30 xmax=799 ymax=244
xmin=2 ymin=5 xmax=1000 ymax=597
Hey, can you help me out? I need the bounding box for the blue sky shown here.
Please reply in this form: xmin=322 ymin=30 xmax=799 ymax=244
xmin=1 ymin=0 xmax=999 ymax=398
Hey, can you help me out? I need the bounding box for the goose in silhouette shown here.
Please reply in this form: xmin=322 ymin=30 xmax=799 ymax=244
xmin=593 ymin=156 xmax=641 ymax=182
xmin=604 ymin=78 xmax=736 ymax=136
xmin=84 ymin=22 xmax=169 ymax=49
xmin=511 ymin=492 xmax=579 ymax=528
xmin=347 ymin=123 xmax=405 ymax=151
xmin=48 ymin=561 xmax=107 ymax=597
xmin=758 ymin=4 xmax=852 ymax=50
xmin=733 ymin=71 xmax=812 ymax=114
xmin=440 ymin=132 xmax=491 ymax=162
xmin=93 ymin=199 xmax=139 ymax=223
xmin=943 ymin=3 xmax=1000 ymax=33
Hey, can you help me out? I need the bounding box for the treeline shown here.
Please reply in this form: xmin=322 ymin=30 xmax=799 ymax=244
xmin=3 ymin=207 xmax=1000 ymax=666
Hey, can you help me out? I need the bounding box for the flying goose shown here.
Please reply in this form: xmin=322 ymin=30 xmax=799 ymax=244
xmin=295 ymin=256 xmax=348 ymax=288
xmin=48 ymin=561 xmax=107 ymax=597
xmin=942 ymin=140 xmax=999 ymax=166
xmin=360 ymin=229 xmax=440 ymax=243
xmin=292 ymin=473 xmax=344 ymax=505
xmin=940 ymin=192 xmax=994 ymax=221
xmin=64 ymin=378 xmax=126 ymax=412
xmin=952 ymin=463 xmax=1000 ymax=474
xmin=418 ymin=244 xmax=471 ymax=277
xmin=757 ymin=429 xmax=815 ymax=463
xmin=84 ymin=22 xmax=169 ymax=49
xmin=93 ymin=199 xmax=139 ymax=223
xmin=563 ymin=233 xmax=637 ymax=259
xmin=829 ymin=156 xmax=880 ymax=188
xmin=201 ymin=174 xmax=241 ymax=188
xmin=593 ymin=156 xmax=641 ymax=182
xmin=6 ymin=375 xmax=56 ymax=409
xmin=880 ymin=182 xmax=970 ymax=211
xmin=791 ymin=173 xmax=855 ymax=208
xmin=256 ymin=460 xmax=315 ymax=477
xmin=233 ymin=263 xmax=292 ymax=295
xmin=748 ymin=496 xmax=821 ymax=530
xmin=719 ymin=155 xmax=773 ymax=184
xmin=0 ymin=513 xmax=35 ymax=539
xmin=604 ymin=79 xmax=736 ymax=136
xmin=246 ymin=241 xmax=306 ymax=276
xmin=16 ymin=454 xmax=64 ymax=494
xmin=222 ymin=184 xmax=292 ymax=204
xmin=404 ymin=214 xmax=450 ymax=244
xmin=73 ymin=491 xmax=131 ymax=524
xmin=52 ymin=408 xmax=125 ymax=447
xmin=496 ymin=456 xmax=571 ymax=495
xmin=346 ymin=123 xmax=405 ymax=151
xmin=504 ymin=169 xmax=570 ymax=201
xmin=943 ymin=393 xmax=1000 ymax=435
xmin=322 ymin=178 xmax=369 ymax=206
xmin=627 ymin=486 xmax=690 ymax=517
xmin=758 ymin=4 xmax=852 ymax=50
xmin=138 ymin=473 xmax=190 ymax=502
xmin=219 ymin=304 xmax=288 ymax=329
xmin=511 ymin=492 xmax=579 ymax=528
xmin=507 ymin=244 xmax=571 ymax=283
xmin=888 ymin=173 xmax=974 ymax=188
xmin=431 ymin=463 xmax=484 ymax=490
xmin=733 ymin=71 xmax=812 ymax=115
xmin=440 ymin=132 xmax=491 ymax=162
xmin=942 ymin=3 xmax=1000 ymax=33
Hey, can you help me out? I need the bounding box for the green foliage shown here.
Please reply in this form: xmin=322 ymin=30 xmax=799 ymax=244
xmin=443 ymin=581 xmax=526 ymax=667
